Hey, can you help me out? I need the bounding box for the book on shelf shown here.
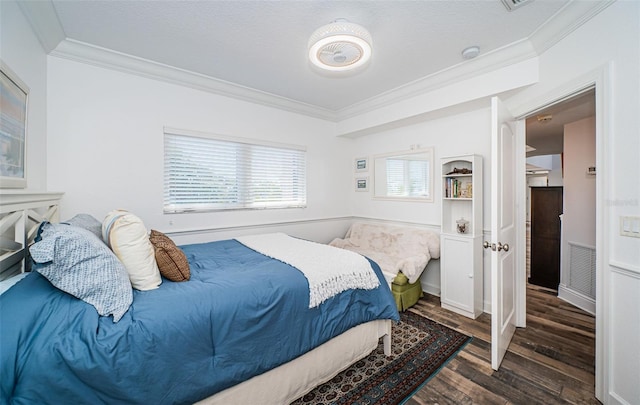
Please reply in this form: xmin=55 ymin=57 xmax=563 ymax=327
xmin=444 ymin=178 xmax=472 ymax=198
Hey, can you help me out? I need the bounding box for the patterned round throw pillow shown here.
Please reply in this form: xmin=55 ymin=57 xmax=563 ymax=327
xmin=149 ymin=230 xmax=190 ymax=282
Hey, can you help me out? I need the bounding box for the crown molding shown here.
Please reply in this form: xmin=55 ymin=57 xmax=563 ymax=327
xmin=528 ymin=0 xmax=616 ymax=55
xmin=335 ymin=38 xmax=538 ymax=121
xmin=48 ymin=37 xmax=538 ymax=124
xmin=16 ymin=0 xmax=65 ymax=53
xmin=22 ymin=0 xmax=612 ymax=123
xmin=335 ymin=0 xmax=615 ymax=121
xmin=49 ymin=39 xmax=337 ymax=121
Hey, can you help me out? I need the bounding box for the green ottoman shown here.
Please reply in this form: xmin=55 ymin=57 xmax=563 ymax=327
xmin=390 ymin=272 xmax=423 ymax=311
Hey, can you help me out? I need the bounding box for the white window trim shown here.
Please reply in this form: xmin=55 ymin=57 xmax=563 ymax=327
xmin=164 ymin=127 xmax=307 ymax=213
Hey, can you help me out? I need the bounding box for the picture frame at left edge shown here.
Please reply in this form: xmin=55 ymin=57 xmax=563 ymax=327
xmin=355 ymin=176 xmax=369 ymax=192
xmin=355 ymin=157 xmax=368 ymax=172
xmin=0 ymin=60 xmax=29 ymax=189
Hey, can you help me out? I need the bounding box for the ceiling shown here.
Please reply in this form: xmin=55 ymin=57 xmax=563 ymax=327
xmin=525 ymin=88 xmax=596 ymax=157
xmin=18 ymin=0 xmax=601 ymax=146
xmin=25 ymin=0 xmax=580 ymax=114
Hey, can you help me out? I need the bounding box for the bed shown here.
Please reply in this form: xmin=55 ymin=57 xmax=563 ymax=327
xmin=0 ymin=196 xmax=399 ymax=404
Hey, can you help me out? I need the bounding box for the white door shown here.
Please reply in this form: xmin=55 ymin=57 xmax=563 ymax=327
xmin=490 ymin=96 xmax=517 ymax=370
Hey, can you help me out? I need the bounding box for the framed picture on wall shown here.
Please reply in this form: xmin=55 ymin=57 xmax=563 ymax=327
xmin=355 ymin=157 xmax=368 ymax=172
xmin=0 ymin=60 xmax=29 ymax=189
xmin=355 ymin=176 xmax=369 ymax=192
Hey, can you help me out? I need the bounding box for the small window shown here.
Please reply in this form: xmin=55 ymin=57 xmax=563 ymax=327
xmin=164 ymin=128 xmax=307 ymax=213
xmin=386 ymin=158 xmax=430 ymax=198
xmin=373 ymin=147 xmax=434 ymax=202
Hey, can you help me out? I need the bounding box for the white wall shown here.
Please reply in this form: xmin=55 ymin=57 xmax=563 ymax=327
xmin=505 ymin=2 xmax=639 ymax=403
xmin=560 ymin=116 xmax=596 ymax=311
xmin=46 ymin=57 xmax=353 ymax=244
xmin=547 ymin=154 xmax=563 ymax=187
xmin=526 ymin=154 xmax=563 ymax=186
xmin=347 ymin=105 xmax=493 ymax=306
xmin=0 ymin=0 xmax=48 ymax=190
xmin=563 ymin=117 xmax=596 ymax=248
xmin=526 ymin=154 xmax=554 ymax=170
xmin=349 ymin=107 xmax=491 ymax=228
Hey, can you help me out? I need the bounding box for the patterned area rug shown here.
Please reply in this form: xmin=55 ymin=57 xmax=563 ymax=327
xmin=291 ymin=311 xmax=471 ymax=405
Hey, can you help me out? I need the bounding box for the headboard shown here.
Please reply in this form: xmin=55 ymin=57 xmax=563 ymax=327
xmin=0 ymin=191 xmax=64 ymax=281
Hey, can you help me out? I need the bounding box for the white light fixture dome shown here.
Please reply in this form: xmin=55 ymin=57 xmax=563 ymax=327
xmin=461 ymin=46 xmax=480 ymax=60
xmin=308 ymin=19 xmax=372 ymax=72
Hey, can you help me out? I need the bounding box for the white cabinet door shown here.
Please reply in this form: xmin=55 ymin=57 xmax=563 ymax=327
xmin=440 ymin=234 xmax=482 ymax=318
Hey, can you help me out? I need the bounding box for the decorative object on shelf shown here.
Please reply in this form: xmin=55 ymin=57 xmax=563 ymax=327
xmin=355 ymin=157 xmax=368 ymax=172
xmin=308 ymin=19 xmax=372 ymax=73
xmin=456 ymin=218 xmax=469 ymax=234
xmin=0 ymin=60 xmax=29 ymax=189
xmin=355 ymin=176 xmax=369 ymax=192
xmin=446 ymin=167 xmax=472 ymax=175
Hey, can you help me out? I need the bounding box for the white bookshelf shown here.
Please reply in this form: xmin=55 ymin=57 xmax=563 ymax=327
xmin=440 ymin=155 xmax=483 ymax=319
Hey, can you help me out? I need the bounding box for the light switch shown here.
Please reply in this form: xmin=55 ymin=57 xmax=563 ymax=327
xmin=621 ymin=216 xmax=640 ymax=238
xmin=622 ymin=218 xmax=631 ymax=232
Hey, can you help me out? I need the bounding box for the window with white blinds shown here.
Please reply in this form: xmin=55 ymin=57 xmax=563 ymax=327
xmin=385 ymin=158 xmax=430 ymax=198
xmin=164 ymin=129 xmax=307 ymax=213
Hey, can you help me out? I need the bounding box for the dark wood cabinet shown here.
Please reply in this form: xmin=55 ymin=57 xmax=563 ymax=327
xmin=529 ymin=187 xmax=563 ymax=290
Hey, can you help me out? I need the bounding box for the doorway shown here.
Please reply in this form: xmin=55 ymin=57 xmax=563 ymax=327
xmin=512 ymin=63 xmax=611 ymax=400
xmin=523 ymin=89 xmax=596 ymax=313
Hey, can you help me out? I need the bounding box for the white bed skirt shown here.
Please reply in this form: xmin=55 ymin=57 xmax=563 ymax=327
xmin=197 ymin=319 xmax=392 ymax=405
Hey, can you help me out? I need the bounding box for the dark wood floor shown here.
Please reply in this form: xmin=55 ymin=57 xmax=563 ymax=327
xmin=406 ymin=285 xmax=598 ymax=405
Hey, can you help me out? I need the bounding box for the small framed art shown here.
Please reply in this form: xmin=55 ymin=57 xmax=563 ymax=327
xmin=0 ymin=61 xmax=29 ymax=189
xmin=355 ymin=176 xmax=369 ymax=192
xmin=355 ymin=157 xmax=368 ymax=172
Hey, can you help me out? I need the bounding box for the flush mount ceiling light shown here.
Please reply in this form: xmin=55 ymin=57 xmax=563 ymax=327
xmin=461 ymin=46 xmax=480 ymax=60
xmin=308 ymin=19 xmax=372 ymax=72
xmin=537 ymin=114 xmax=553 ymax=123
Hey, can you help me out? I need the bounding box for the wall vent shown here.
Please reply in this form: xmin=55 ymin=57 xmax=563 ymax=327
xmin=567 ymin=242 xmax=596 ymax=299
xmin=501 ymin=0 xmax=534 ymax=11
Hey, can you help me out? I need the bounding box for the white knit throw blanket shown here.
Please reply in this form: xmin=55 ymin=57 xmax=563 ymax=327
xmin=235 ymin=233 xmax=380 ymax=308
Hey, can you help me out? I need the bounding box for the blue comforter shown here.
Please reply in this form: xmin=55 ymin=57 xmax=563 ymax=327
xmin=0 ymin=239 xmax=399 ymax=404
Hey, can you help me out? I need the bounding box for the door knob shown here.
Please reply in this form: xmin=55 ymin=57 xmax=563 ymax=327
xmin=483 ymin=241 xmax=496 ymax=251
xmin=497 ymin=242 xmax=510 ymax=252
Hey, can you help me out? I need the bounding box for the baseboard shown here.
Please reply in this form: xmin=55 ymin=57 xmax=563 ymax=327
xmin=421 ymin=281 xmax=440 ymax=297
xmin=558 ymin=284 xmax=595 ymax=315
xmin=482 ymin=300 xmax=492 ymax=315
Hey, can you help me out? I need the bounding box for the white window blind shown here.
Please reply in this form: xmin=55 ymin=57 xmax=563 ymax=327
xmin=386 ymin=158 xmax=430 ymax=198
xmin=164 ymin=129 xmax=306 ymax=213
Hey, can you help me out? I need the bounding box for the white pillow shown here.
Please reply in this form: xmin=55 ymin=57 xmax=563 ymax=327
xmin=103 ymin=210 xmax=161 ymax=291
